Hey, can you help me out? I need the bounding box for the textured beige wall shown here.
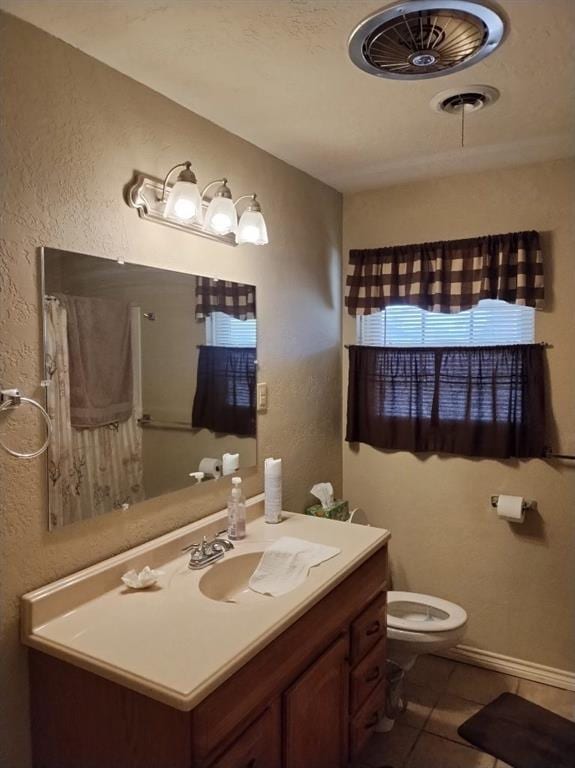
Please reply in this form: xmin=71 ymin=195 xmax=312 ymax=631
xmin=0 ymin=13 xmax=341 ymax=767
xmin=343 ymin=159 xmax=575 ymax=672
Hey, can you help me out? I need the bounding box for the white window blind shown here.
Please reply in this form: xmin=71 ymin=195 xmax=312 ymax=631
xmin=206 ymin=311 xmax=257 ymax=347
xmin=357 ymin=299 xmax=534 ymax=347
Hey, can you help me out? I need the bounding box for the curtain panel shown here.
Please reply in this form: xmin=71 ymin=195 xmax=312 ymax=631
xmin=45 ymin=298 xmax=144 ymax=528
xmin=195 ymin=277 xmax=256 ymax=321
xmin=346 ymin=344 xmax=546 ymax=459
xmin=345 ymin=230 xmax=544 ymax=316
xmin=192 ymin=346 xmax=257 ymax=437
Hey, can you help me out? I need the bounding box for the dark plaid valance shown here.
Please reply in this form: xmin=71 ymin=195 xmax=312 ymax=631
xmin=345 ymin=230 xmax=544 ymax=316
xmin=195 ymin=277 xmax=255 ymax=321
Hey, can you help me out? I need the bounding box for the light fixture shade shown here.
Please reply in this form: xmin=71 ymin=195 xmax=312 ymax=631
xmin=236 ymin=210 xmax=269 ymax=245
xmin=204 ymin=195 xmax=237 ymax=235
xmin=163 ymin=180 xmax=202 ymax=222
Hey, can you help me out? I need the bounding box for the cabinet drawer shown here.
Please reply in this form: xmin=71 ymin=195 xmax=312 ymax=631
xmin=208 ymin=702 xmax=281 ymax=768
xmin=350 ymin=637 xmax=386 ymax=714
xmin=350 ymin=593 xmax=386 ymax=666
xmin=349 ymin=679 xmax=387 ymax=761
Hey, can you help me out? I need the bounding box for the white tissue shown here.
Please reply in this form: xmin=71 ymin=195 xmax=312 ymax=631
xmin=248 ymin=537 xmax=341 ymax=597
xmin=311 ymin=482 xmax=334 ymax=511
xmin=222 ymin=452 xmax=240 ymax=476
xmin=121 ymin=566 xmax=163 ymax=590
xmin=264 ymin=457 xmax=282 ymax=524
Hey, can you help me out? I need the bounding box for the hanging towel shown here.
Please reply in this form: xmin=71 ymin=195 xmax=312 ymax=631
xmin=62 ymin=295 xmax=133 ymax=428
xmin=248 ymin=537 xmax=341 ymax=597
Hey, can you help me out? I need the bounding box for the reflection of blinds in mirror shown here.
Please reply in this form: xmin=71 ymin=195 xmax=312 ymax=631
xmin=357 ymin=299 xmax=535 ymax=347
xmin=206 ymin=311 xmax=257 ymax=347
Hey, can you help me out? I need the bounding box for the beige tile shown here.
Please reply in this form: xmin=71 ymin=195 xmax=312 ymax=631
xmin=406 ymin=733 xmax=496 ymax=768
xmin=517 ymin=679 xmax=575 ymax=721
xmin=425 ymin=693 xmax=484 ymax=745
xmin=360 ymin=723 xmax=420 ymax=767
xmin=446 ymin=663 xmax=519 ymax=704
xmin=407 ymin=655 xmax=456 ymax=692
xmin=401 ymin=681 xmax=440 ymax=729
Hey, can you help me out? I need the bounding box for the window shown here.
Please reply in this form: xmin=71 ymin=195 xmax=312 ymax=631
xmin=357 ymin=299 xmax=534 ymax=347
xmin=205 ymin=311 xmax=257 ymax=347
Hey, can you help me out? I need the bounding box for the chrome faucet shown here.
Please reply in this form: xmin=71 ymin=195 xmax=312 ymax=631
xmin=182 ymin=530 xmax=234 ymax=570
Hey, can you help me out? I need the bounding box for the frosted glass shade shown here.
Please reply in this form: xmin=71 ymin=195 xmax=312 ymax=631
xmin=236 ymin=210 xmax=269 ymax=245
xmin=204 ymin=195 xmax=237 ymax=235
xmin=163 ymin=180 xmax=202 ymax=222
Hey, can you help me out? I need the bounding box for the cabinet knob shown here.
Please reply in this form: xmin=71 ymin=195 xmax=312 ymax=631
xmin=365 ymin=620 xmax=381 ymax=636
xmin=365 ymin=666 xmax=381 ymax=683
xmin=364 ymin=712 xmax=380 ymax=730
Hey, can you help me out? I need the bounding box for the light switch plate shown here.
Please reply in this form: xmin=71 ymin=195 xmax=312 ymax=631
xmin=257 ymin=382 xmax=268 ymax=412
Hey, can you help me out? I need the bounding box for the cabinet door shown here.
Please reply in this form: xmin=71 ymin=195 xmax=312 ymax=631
xmin=284 ymin=635 xmax=349 ymax=768
xmin=209 ymin=701 xmax=281 ymax=768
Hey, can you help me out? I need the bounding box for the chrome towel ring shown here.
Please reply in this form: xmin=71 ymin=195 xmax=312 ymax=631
xmin=0 ymin=388 xmax=52 ymax=459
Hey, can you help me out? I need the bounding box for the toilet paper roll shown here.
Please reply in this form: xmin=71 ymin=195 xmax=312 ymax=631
xmin=496 ymin=494 xmax=525 ymax=523
xmin=198 ymin=457 xmax=222 ymax=480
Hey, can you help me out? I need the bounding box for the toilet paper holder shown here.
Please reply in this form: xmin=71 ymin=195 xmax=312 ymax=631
xmin=490 ymin=496 xmax=534 ymax=512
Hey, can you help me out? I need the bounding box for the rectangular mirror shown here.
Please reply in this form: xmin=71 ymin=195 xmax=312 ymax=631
xmin=42 ymin=248 xmax=257 ymax=529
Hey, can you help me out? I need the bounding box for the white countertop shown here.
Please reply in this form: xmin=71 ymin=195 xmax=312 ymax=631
xmin=21 ymin=499 xmax=389 ymax=710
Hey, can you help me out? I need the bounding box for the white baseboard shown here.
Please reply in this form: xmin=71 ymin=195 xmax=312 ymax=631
xmin=438 ymin=644 xmax=575 ymax=692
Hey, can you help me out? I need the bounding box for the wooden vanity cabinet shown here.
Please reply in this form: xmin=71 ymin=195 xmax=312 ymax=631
xmin=29 ymin=544 xmax=387 ymax=768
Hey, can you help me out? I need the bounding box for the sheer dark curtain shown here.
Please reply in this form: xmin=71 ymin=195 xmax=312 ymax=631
xmin=346 ymin=344 xmax=546 ymax=459
xmin=192 ymin=346 xmax=256 ymax=437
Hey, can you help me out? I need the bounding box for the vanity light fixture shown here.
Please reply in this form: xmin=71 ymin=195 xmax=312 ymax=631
xmin=202 ymin=179 xmax=237 ymax=236
xmin=127 ymin=162 xmax=269 ymax=246
xmin=161 ymin=161 xmax=202 ymax=223
xmin=235 ymin=194 xmax=269 ymax=246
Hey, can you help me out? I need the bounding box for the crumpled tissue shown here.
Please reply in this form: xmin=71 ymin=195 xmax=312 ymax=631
xmin=121 ymin=566 xmax=163 ymax=590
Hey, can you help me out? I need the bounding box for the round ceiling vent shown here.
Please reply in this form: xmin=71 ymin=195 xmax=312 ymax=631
xmin=348 ymin=0 xmax=505 ymax=80
xmin=430 ymin=84 xmax=500 ymax=113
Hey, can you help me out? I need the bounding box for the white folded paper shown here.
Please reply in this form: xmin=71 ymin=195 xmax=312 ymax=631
xmin=248 ymin=536 xmax=341 ymax=597
xmin=121 ymin=566 xmax=163 ymax=590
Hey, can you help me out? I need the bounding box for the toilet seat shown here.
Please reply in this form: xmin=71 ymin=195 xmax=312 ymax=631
xmin=387 ymin=591 xmax=467 ymax=633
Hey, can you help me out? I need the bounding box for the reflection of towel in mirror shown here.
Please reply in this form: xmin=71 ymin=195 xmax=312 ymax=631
xmin=62 ymin=294 xmax=133 ymax=428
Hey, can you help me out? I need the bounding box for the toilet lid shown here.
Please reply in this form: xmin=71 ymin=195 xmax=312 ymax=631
xmin=387 ymin=591 xmax=467 ymax=633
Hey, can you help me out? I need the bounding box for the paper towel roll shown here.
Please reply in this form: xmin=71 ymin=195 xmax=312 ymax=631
xmin=496 ymin=494 xmax=525 ymax=523
xmin=264 ymin=457 xmax=282 ymax=524
xmin=198 ymin=457 xmax=222 ymax=479
xmin=222 ymin=452 xmax=240 ymax=476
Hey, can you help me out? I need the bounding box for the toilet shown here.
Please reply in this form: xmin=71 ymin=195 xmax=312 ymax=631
xmin=386 ymin=590 xmax=468 ymax=671
xmin=376 ymin=590 xmax=468 ymax=732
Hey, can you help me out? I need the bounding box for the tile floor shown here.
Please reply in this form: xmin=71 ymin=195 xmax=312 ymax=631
xmin=358 ymin=656 xmax=575 ymax=768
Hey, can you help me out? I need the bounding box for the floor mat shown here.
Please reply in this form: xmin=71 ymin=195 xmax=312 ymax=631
xmin=458 ymin=692 xmax=575 ymax=768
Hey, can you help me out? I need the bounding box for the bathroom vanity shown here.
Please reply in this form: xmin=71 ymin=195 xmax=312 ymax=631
xmin=22 ymin=498 xmax=389 ymax=768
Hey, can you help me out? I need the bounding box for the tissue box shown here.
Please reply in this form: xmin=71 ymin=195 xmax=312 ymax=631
xmin=305 ymin=500 xmax=349 ymax=522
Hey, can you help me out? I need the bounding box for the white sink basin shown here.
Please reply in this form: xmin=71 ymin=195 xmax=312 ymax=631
xmin=199 ymin=551 xmax=266 ymax=604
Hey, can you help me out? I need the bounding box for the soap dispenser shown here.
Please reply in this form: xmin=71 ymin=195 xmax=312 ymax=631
xmin=227 ymin=476 xmax=246 ymax=540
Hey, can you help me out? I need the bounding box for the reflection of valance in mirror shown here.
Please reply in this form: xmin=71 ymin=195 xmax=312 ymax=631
xmin=59 ymin=294 xmax=134 ymax=427
xmin=195 ymin=277 xmax=256 ymax=321
xmin=192 ymin=346 xmax=256 ymax=437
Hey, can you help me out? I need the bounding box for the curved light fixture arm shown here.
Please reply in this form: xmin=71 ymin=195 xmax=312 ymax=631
xmin=160 ymin=160 xmax=194 ymax=202
xmin=234 ymin=194 xmax=259 ymax=211
xmin=200 ymin=178 xmax=228 ymax=200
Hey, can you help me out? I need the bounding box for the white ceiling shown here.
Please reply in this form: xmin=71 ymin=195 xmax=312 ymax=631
xmin=2 ymin=0 xmax=574 ymax=192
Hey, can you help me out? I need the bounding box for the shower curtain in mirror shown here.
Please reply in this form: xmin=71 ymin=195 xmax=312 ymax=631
xmin=45 ymin=297 xmax=144 ymax=528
